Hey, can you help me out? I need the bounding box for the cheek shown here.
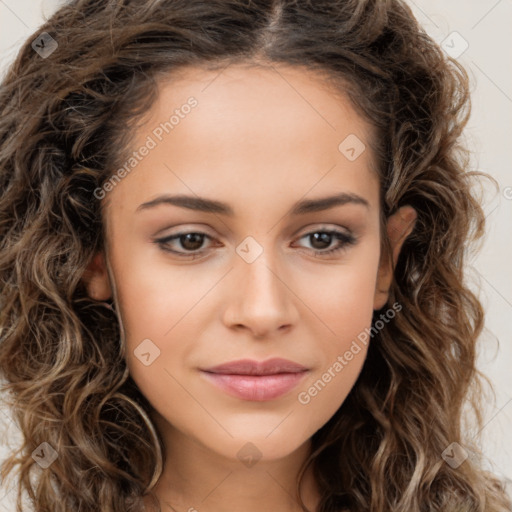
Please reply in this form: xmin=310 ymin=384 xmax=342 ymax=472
xmin=303 ymin=241 xmax=380 ymax=344
xmin=115 ymin=272 xmax=200 ymax=391
xmin=111 ymin=247 xmax=204 ymax=340
xmin=292 ymin=243 xmax=379 ymax=421
xmin=104 ymin=241 xmax=198 ymax=397
xmin=294 ymin=293 xmax=373 ymax=437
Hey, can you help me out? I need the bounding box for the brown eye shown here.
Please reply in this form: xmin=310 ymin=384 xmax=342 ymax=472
xmin=176 ymin=233 xmax=206 ymax=251
xmin=308 ymin=232 xmax=334 ymax=250
xmin=295 ymin=229 xmax=357 ymax=257
xmin=154 ymin=228 xmax=357 ymax=259
xmin=155 ymin=231 xmax=212 ymax=256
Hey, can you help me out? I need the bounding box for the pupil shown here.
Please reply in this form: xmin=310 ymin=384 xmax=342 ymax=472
xmin=311 ymin=232 xmax=331 ymax=249
xmin=181 ymin=233 xmax=203 ymax=251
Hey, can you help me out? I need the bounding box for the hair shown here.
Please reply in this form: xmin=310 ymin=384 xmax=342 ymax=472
xmin=0 ymin=0 xmax=510 ymax=511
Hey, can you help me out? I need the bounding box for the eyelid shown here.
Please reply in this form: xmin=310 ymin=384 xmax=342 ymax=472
xmin=152 ymin=223 xmax=216 ymax=238
xmin=153 ymin=223 xmax=352 ymax=242
xmin=295 ymin=223 xmax=352 ymax=236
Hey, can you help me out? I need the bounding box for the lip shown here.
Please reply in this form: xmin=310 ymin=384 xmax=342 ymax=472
xmin=202 ymin=357 xmax=309 ymax=375
xmin=200 ymin=358 xmax=310 ymax=401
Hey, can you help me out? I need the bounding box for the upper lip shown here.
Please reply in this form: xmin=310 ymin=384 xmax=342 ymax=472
xmin=201 ymin=358 xmax=309 ymax=376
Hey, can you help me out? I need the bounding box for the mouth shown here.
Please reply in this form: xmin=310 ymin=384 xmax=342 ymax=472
xmin=202 ymin=357 xmax=309 ymax=375
xmin=200 ymin=358 xmax=310 ymax=401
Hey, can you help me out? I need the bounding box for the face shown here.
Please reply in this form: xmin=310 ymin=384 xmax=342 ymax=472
xmin=84 ymin=63 xmax=416 ymax=464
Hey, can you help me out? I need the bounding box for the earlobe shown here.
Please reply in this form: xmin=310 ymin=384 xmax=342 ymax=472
xmin=373 ymin=205 xmax=417 ymax=310
xmin=82 ymin=251 xmax=113 ymax=301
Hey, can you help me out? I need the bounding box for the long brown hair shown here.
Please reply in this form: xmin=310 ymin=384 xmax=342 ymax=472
xmin=1 ymin=1 xmax=510 ymax=511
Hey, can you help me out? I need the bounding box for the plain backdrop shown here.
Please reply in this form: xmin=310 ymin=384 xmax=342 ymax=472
xmin=0 ymin=0 xmax=511 ymax=509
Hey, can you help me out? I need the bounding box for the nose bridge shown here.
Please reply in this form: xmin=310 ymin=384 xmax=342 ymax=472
xmin=224 ymin=236 xmax=298 ymax=336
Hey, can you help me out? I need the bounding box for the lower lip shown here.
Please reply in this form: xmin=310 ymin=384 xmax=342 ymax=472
xmin=200 ymin=371 xmax=308 ymax=401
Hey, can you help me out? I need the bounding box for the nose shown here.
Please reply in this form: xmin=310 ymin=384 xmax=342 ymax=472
xmin=222 ymin=250 xmax=299 ymax=340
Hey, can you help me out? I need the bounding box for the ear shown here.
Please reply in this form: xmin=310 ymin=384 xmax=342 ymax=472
xmin=82 ymin=251 xmax=113 ymax=301
xmin=373 ymin=205 xmax=417 ymax=310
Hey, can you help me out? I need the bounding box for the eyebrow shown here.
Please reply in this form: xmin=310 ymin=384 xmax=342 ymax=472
xmin=136 ymin=192 xmax=370 ymax=216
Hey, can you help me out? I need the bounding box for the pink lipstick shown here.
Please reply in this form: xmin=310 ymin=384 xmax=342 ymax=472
xmin=200 ymin=358 xmax=309 ymax=401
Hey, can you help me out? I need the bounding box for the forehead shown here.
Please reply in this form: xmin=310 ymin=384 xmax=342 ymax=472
xmin=106 ymin=63 xmax=380 ymax=217
xmin=136 ymin=63 xmax=375 ymax=153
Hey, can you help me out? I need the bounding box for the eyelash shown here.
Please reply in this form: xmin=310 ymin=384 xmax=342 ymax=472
xmin=154 ymin=228 xmax=357 ymax=259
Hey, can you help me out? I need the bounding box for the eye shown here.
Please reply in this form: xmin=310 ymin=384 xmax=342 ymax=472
xmin=154 ymin=231 xmax=214 ymax=258
xmin=294 ymin=229 xmax=357 ymax=257
xmin=153 ymin=227 xmax=358 ymax=259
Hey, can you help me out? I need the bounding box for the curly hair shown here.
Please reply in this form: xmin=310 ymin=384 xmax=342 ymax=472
xmin=0 ymin=0 xmax=510 ymax=511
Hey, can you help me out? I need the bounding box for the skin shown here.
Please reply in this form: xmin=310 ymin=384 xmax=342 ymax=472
xmin=82 ymin=63 xmax=417 ymax=512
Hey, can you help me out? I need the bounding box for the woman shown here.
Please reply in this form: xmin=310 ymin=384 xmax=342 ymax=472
xmin=0 ymin=1 xmax=510 ymax=511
